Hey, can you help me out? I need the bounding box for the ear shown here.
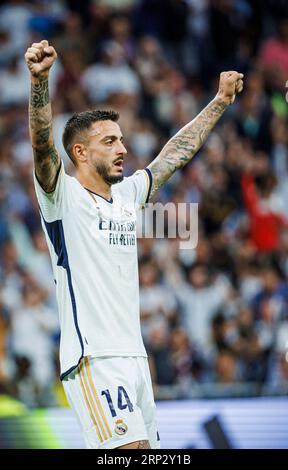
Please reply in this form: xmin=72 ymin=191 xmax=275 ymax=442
xmin=73 ymin=143 xmax=87 ymax=164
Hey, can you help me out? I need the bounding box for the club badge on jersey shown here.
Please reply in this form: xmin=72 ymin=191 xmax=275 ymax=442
xmin=115 ymin=419 xmax=128 ymax=436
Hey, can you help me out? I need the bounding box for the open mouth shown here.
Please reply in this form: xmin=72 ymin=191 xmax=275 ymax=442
xmin=114 ymin=160 xmax=123 ymax=169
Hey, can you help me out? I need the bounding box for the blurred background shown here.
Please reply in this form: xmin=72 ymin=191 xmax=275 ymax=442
xmin=0 ymin=0 xmax=288 ymax=449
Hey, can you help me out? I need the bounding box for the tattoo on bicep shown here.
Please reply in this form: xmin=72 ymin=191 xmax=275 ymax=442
xmin=35 ymin=126 xmax=51 ymax=146
xmin=34 ymin=145 xmax=60 ymax=191
xmin=30 ymin=79 xmax=49 ymax=108
xmin=33 ymin=145 xmax=59 ymax=166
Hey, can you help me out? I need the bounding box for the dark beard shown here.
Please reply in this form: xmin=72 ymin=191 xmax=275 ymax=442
xmin=95 ymin=161 xmax=124 ymax=185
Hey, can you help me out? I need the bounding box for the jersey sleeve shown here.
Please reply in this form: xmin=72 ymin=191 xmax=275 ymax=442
xmin=33 ymin=160 xmax=74 ymax=222
xmin=123 ymin=168 xmax=153 ymax=209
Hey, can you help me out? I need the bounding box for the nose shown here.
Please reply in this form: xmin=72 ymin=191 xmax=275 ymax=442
xmin=117 ymin=140 xmax=128 ymax=156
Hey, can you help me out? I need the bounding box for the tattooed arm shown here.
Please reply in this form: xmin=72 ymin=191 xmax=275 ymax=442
xmin=147 ymin=71 xmax=244 ymax=198
xmin=25 ymin=40 xmax=60 ymax=192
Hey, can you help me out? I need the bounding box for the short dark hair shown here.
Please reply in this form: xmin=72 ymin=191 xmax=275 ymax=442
xmin=62 ymin=109 xmax=119 ymax=165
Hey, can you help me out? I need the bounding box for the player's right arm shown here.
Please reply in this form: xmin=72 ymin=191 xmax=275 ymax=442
xmin=25 ymin=40 xmax=60 ymax=193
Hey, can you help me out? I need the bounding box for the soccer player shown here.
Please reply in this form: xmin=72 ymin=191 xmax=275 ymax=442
xmin=25 ymin=40 xmax=243 ymax=449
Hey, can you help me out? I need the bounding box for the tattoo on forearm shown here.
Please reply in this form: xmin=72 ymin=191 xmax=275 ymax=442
xmin=30 ymin=78 xmax=49 ymax=108
xmin=29 ymin=76 xmax=59 ymax=191
xmin=35 ymin=126 xmax=50 ymax=146
xmin=148 ymin=98 xmax=228 ymax=197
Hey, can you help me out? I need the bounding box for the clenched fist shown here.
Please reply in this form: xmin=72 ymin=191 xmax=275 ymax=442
xmin=216 ymin=71 xmax=244 ymax=105
xmin=25 ymin=40 xmax=57 ymax=78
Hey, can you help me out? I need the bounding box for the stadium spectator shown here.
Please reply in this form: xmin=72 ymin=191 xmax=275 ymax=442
xmin=259 ymin=17 xmax=288 ymax=89
xmin=241 ymin=165 xmax=288 ymax=252
xmin=175 ymin=263 xmax=232 ymax=355
xmin=81 ymin=39 xmax=140 ymax=103
xmin=9 ymin=276 xmax=59 ymax=406
xmin=0 ymin=0 xmax=288 ymax=405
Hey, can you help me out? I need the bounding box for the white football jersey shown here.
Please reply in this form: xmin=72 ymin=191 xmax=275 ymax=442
xmin=33 ymin=161 xmax=152 ymax=379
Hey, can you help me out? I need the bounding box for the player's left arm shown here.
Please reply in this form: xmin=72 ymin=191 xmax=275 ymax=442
xmin=147 ymin=71 xmax=244 ymax=198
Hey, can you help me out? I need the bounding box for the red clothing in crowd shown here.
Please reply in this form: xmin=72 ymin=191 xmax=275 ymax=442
xmin=241 ymin=173 xmax=288 ymax=252
xmin=259 ymin=38 xmax=288 ymax=78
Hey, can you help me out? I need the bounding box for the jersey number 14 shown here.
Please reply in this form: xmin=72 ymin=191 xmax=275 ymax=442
xmin=101 ymin=386 xmax=133 ymax=418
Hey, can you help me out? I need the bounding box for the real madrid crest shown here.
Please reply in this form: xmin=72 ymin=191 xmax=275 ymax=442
xmin=115 ymin=419 xmax=128 ymax=435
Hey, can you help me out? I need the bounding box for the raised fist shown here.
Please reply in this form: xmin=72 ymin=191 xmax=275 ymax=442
xmin=216 ymin=71 xmax=244 ymax=105
xmin=25 ymin=40 xmax=57 ymax=78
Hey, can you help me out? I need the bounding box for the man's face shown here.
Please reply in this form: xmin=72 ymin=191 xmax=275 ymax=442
xmin=85 ymin=120 xmax=127 ymax=184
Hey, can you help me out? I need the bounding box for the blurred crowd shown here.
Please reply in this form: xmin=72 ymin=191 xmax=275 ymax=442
xmin=0 ymin=0 xmax=288 ymax=408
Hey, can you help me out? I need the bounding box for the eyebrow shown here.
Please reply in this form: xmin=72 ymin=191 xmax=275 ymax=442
xmin=99 ymin=135 xmax=124 ymax=142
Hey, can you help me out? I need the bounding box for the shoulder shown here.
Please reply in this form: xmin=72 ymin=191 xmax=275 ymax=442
xmin=115 ymin=169 xmax=152 ymax=200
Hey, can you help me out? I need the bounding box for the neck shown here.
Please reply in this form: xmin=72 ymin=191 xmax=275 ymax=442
xmin=76 ymin=169 xmax=112 ymax=200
